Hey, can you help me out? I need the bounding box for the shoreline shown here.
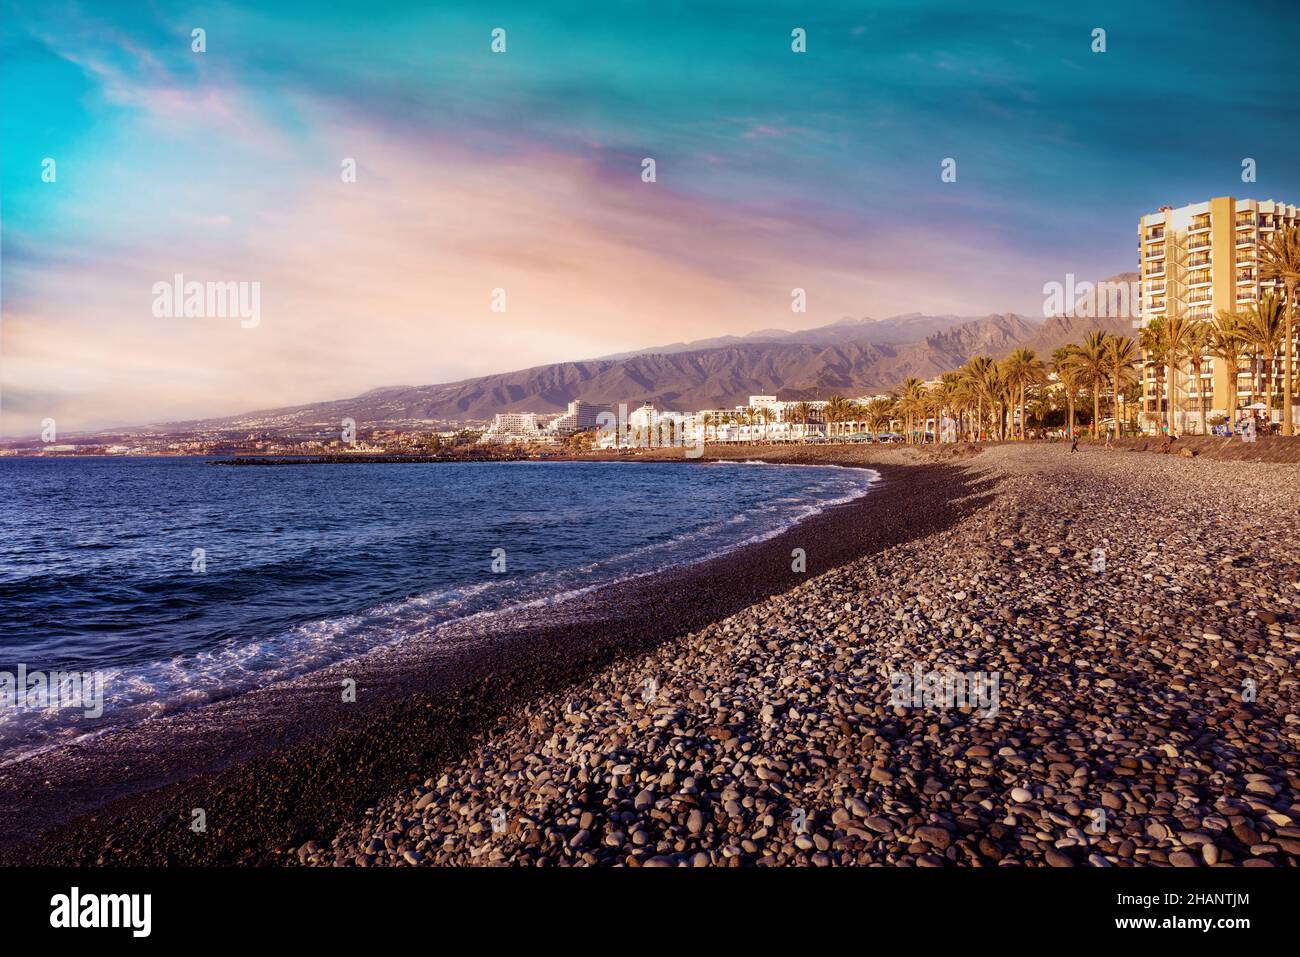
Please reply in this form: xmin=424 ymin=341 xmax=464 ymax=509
xmin=313 ymin=443 xmax=1300 ymax=868
xmin=0 ymin=447 xmax=989 ymax=864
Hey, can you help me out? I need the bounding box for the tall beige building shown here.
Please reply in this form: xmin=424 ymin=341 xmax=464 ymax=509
xmin=1137 ymin=196 xmax=1300 ymax=431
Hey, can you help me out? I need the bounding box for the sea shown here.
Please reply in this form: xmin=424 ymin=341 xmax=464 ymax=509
xmin=0 ymin=457 xmax=876 ymax=763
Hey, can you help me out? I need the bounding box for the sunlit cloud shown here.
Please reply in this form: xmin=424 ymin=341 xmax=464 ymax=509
xmin=3 ymin=0 xmax=1298 ymax=435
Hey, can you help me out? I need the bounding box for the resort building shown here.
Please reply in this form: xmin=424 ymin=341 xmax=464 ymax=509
xmin=480 ymin=412 xmax=546 ymax=443
xmin=1138 ymin=196 xmax=1300 ymax=432
xmin=548 ymin=400 xmax=613 ymax=435
xmin=697 ymin=397 xmax=830 ymax=442
xmin=593 ymin=402 xmax=698 ymax=449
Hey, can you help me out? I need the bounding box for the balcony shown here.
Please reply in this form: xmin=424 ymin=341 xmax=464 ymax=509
xmin=1189 ymin=217 xmax=1212 ymax=232
xmin=1187 ymin=236 xmax=1211 ymax=250
xmin=1187 ymin=255 xmax=1211 ymax=268
xmin=1145 ymin=245 xmax=1166 ymax=259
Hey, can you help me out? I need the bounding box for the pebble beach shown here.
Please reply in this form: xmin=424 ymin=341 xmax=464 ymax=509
xmin=309 ymin=443 xmax=1300 ymax=867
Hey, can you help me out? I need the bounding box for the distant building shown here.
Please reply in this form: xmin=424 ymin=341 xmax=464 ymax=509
xmin=1138 ymin=196 xmax=1300 ymax=431
xmin=480 ymin=412 xmax=544 ymax=443
xmin=627 ymin=403 xmax=658 ymax=432
xmin=549 ymin=400 xmax=613 ymax=435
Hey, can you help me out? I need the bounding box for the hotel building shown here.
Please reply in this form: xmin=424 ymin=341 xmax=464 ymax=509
xmin=1138 ymin=197 xmax=1300 ymax=431
xmin=480 ymin=411 xmax=547 ymax=443
xmin=548 ymin=400 xmax=613 ymax=435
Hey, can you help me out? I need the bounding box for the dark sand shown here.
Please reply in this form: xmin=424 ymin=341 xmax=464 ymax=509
xmin=0 ymin=449 xmax=992 ymax=865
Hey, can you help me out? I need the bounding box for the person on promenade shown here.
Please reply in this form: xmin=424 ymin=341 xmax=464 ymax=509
xmin=1070 ymin=434 xmax=1079 ymax=453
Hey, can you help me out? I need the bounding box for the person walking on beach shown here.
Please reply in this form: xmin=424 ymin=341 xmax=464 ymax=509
xmin=1070 ymin=434 xmax=1079 ymax=453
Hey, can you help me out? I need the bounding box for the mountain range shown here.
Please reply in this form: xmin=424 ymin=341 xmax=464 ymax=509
xmin=143 ymin=273 xmax=1139 ymax=432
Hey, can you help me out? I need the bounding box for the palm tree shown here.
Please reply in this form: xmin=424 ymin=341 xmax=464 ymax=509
xmin=1053 ymin=346 xmax=1083 ymax=438
xmin=824 ymin=395 xmax=850 ymax=440
xmin=1242 ymin=293 xmax=1285 ymax=429
xmin=1161 ymin=311 xmax=1197 ymax=436
xmin=951 ymin=373 xmax=977 ymax=440
xmin=1069 ymin=332 xmax=1110 ymax=438
xmin=757 ymin=406 xmax=775 ymax=442
xmin=898 ymin=378 xmax=927 ymax=443
xmin=1259 ymin=224 xmax=1300 ymax=435
xmin=974 ymin=364 xmax=1009 ymax=440
xmin=742 ymin=406 xmax=757 ymax=443
xmin=1103 ymin=335 xmax=1139 ymax=436
xmin=961 ymin=356 xmax=995 ymax=440
xmin=1210 ymin=309 xmax=1245 ymax=427
xmin=1139 ymin=317 xmax=1169 ymax=431
xmin=1185 ymin=321 xmax=1212 ymax=434
xmin=790 ymin=401 xmax=813 ymax=440
xmin=1238 ymin=307 xmax=1265 ymax=409
xmin=932 ymin=372 xmax=961 ymax=441
xmin=864 ymin=397 xmax=893 ymax=435
xmin=1001 ymin=347 xmax=1046 ymax=439
xmin=1028 ymin=392 xmax=1054 ymax=432
xmin=845 ymin=401 xmax=865 ymax=437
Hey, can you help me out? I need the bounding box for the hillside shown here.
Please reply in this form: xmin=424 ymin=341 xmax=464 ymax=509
xmin=142 ymin=273 xmax=1140 ymax=431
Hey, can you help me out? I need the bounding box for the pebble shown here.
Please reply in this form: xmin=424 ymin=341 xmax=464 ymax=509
xmin=309 ymin=446 xmax=1300 ymax=869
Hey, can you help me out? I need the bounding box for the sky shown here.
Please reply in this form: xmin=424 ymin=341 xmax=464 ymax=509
xmin=3 ymin=0 xmax=1299 ymax=435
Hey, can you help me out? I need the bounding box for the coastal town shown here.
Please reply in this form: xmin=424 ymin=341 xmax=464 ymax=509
xmin=7 ymin=195 xmax=1296 ymax=460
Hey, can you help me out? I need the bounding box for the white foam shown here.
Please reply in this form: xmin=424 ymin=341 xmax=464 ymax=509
xmin=0 ymin=462 xmax=879 ymax=765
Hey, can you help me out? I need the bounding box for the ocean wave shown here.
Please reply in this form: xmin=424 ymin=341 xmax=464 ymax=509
xmin=0 ymin=461 xmax=878 ymax=764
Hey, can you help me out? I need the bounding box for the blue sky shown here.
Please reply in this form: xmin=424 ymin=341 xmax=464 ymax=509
xmin=3 ymin=0 xmax=1299 ymax=432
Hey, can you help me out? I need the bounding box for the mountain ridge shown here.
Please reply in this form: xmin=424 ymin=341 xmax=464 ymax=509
xmin=125 ymin=272 xmax=1139 ymax=432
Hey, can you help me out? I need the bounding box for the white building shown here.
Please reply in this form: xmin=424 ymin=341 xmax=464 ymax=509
xmin=548 ymin=400 xmax=613 ymax=435
xmin=480 ymin=412 xmax=544 ymax=443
